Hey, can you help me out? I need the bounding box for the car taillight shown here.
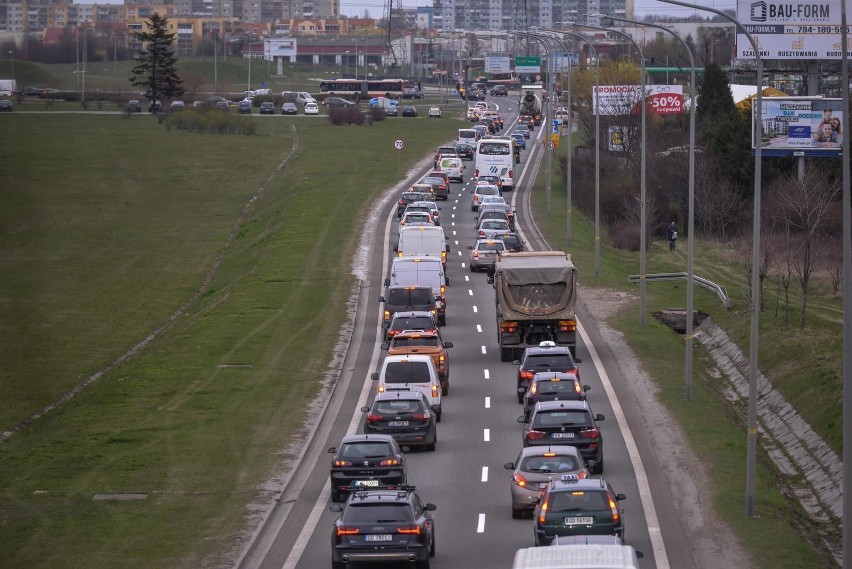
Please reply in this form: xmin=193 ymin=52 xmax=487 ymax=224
xmin=412 ymin=412 xmax=429 ymax=420
xmin=472 ymin=251 xmax=479 ymax=259
xmin=432 ymin=385 xmax=439 ymax=398
xmin=580 ymin=427 xmax=599 ymax=439
xmin=512 ymin=473 xmax=528 ymax=487
xmin=529 ymin=383 xmax=538 ymax=395
xmin=520 ymin=370 xmax=534 ymax=380
xmin=473 ymin=195 xmax=480 ymax=202
xmin=558 ymin=320 xmax=577 ymax=332
xmin=475 ymin=168 xmax=479 ymax=176
xmin=379 ymin=458 xmax=400 ymax=466
xmin=441 ymin=251 xmax=446 ymax=263
xmin=527 ymin=430 xmax=547 ymax=441
xmin=337 ymin=527 xmax=360 ymax=536
xmin=609 ymin=495 xmax=620 ymax=523
xmin=578 ymin=471 xmax=589 ymax=479
xmin=384 ymin=310 xmax=390 ymax=321
xmin=333 ymin=460 xmax=352 ymax=467
xmin=398 ymin=199 xmax=405 ymax=205
xmin=538 ymin=497 xmax=549 ymax=524
xmin=367 ymin=413 xmax=383 ymax=422
xmin=479 ymin=230 xmax=485 ymax=237
xmin=440 ymin=285 xmax=445 ymax=296
xmin=500 ymin=321 xmax=518 ymax=333
xmin=397 ymin=526 xmax=422 ymax=535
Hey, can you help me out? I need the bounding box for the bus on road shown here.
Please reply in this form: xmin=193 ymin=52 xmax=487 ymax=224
xmin=475 ymin=139 xmax=514 ymax=191
xmin=317 ymin=79 xmax=407 ymax=100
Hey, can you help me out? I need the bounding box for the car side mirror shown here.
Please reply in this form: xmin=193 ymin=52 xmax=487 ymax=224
xmin=378 ymin=296 xmax=386 ymax=303
xmin=360 ymin=406 xmax=369 ymax=412
xmin=504 ymin=462 xmax=515 ymax=470
xmin=330 ymin=504 xmax=343 ymax=512
xmin=635 ymin=551 xmax=645 ymax=559
xmin=384 ymin=278 xmax=390 ymax=287
xmin=328 ymin=447 xmax=338 ymax=454
xmin=371 ymin=372 xmax=379 ymax=381
xmin=424 ymin=503 xmax=437 ymax=511
xmin=596 ymin=413 xmax=605 ymax=422
xmin=443 ymin=341 xmax=453 ymax=348
xmin=583 ymin=385 xmax=591 ymax=392
xmin=380 ymin=343 xmax=389 ymax=350
xmin=615 ymin=493 xmax=626 ymax=501
xmin=517 ymin=416 xmax=526 ymax=423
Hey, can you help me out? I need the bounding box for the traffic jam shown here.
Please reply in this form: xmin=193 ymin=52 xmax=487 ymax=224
xmin=322 ymin=90 xmax=650 ymax=569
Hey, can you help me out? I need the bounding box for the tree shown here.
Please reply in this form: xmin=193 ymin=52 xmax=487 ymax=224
xmin=130 ymin=14 xmax=185 ymax=109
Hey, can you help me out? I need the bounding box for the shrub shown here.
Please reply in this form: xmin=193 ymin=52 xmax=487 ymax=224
xmin=610 ymin=223 xmax=643 ymax=251
xmin=163 ymin=109 xmax=256 ymax=135
xmin=328 ymin=107 xmax=347 ymax=125
xmin=347 ymin=107 xmax=365 ymax=125
xmin=368 ymin=107 xmax=386 ymax=122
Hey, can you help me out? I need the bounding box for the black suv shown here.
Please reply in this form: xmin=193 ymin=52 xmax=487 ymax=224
xmin=533 ymin=477 xmax=625 ymax=545
xmin=380 ymin=288 xmax=438 ymax=335
xmin=490 ymin=84 xmax=509 ymax=96
xmin=515 ymin=341 xmax=581 ymax=402
xmin=455 ymin=142 xmax=475 ymax=161
xmin=330 ymin=486 xmax=436 ymax=568
xmin=521 ymin=400 xmax=605 ymax=472
xmin=522 ymin=372 xmax=590 ymax=421
xmin=328 ymin=434 xmax=406 ymax=502
xmin=362 ymin=390 xmax=438 ymax=451
xmin=384 ymin=310 xmax=439 ymax=341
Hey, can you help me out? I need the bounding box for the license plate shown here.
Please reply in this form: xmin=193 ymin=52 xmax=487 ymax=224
xmin=365 ymin=534 xmax=393 ymax=542
xmin=564 ymin=516 xmax=594 ymax=525
xmin=551 ymin=432 xmax=575 ymax=439
xmin=388 ymin=421 xmax=409 ymax=427
xmin=355 ymin=480 xmax=379 ymax=487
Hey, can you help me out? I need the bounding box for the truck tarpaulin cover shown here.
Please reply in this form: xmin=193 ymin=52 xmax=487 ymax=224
xmin=497 ymin=253 xmax=577 ymax=317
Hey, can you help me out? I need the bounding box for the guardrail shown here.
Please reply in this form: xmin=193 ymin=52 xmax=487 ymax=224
xmin=627 ymin=272 xmax=731 ymax=309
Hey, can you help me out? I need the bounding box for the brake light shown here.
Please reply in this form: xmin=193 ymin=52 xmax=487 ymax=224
xmin=580 ymin=427 xmax=599 ymax=439
xmin=384 ymin=310 xmax=390 ymax=321
xmin=538 ymin=497 xmax=549 ymax=524
xmin=367 ymin=413 xmax=383 ymax=422
xmin=432 ymin=385 xmax=439 ymax=398
xmin=479 ymin=230 xmax=485 ymax=237
xmin=527 ymin=430 xmax=547 ymax=441
xmin=379 ymin=458 xmax=400 ymax=466
xmin=397 ymin=526 xmax=422 ymax=535
xmin=472 ymin=251 xmax=479 ymax=259
xmin=500 ymin=321 xmax=518 ymax=333
xmin=558 ymin=319 xmax=577 ymax=332
xmin=520 ymin=370 xmax=534 ymax=380
xmin=508 ymin=169 xmax=513 ymax=178
xmin=475 ymin=168 xmax=479 ymax=177
xmin=512 ymin=473 xmax=528 ymax=487
xmin=609 ymin=495 xmax=620 ymax=523
xmin=333 ymin=460 xmax=352 ymax=467
xmin=337 ymin=527 xmax=360 ymax=536
xmin=412 ymin=412 xmax=429 ymax=420
xmin=398 ymin=199 xmax=405 ymax=205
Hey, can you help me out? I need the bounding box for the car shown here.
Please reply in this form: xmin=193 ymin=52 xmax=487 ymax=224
xmin=403 ymin=87 xmax=425 ymax=99
xmin=477 ymin=195 xmax=508 ymax=212
xmin=418 ymin=173 xmax=450 ymax=200
xmin=362 ymin=390 xmax=438 ymax=451
xmin=259 ymin=101 xmax=276 ymax=114
xmin=426 ymin=171 xmax=451 ymax=192
xmin=21 ymin=86 xmax=44 ymax=96
xmin=555 ymin=107 xmax=571 ymax=124
xmin=126 ymin=99 xmax=142 ymax=112
xmin=324 ymin=96 xmax=355 ymax=108
xmin=475 ymin=174 xmax=503 ymax=192
xmin=402 ymin=204 xmax=438 ymax=225
xmin=467 ymin=107 xmax=482 ymax=121
xmin=437 ymin=157 xmax=465 ymax=183
xmin=471 ymin=184 xmax=501 ymax=211
xmin=476 ymin=209 xmax=511 ymax=232
xmin=281 ymin=102 xmax=298 ymax=115
xmin=455 ymin=142 xmax=475 ymax=161
xmin=402 ymin=106 xmax=418 ymax=117
xmin=515 ymin=341 xmax=582 ymax=402
xmin=372 ymin=353 xmax=443 ymax=421
xmin=522 ymin=372 xmax=590 ymax=421
xmin=382 ymin=330 xmax=453 ymax=394
xmin=468 ymin=239 xmax=506 ymax=272
xmin=386 ymin=105 xmax=399 ymax=117
xmin=327 ymin=434 xmax=407 ymax=503
xmin=500 ymin=232 xmax=526 ymax=253
xmin=478 ymin=202 xmax=515 ymax=229
xmin=467 ymin=89 xmax=486 ymax=101
xmin=532 ymin=477 xmax=625 ymax=545
xmin=329 ymin=486 xmax=437 ymax=568
xmin=399 ymin=211 xmax=435 ymax=227
xmin=514 ymin=124 xmax=531 ymax=139
xmin=412 ymin=200 xmax=441 ymax=226
xmin=433 ymin=146 xmax=459 ymax=167
xmin=384 ymin=310 xmax=439 ymax=340
xmin=490 ymin=84 xmax=509 ymax=96
xmin=148 ymin=100 xmax=162 ymax=113
xmin=521 ymin=400 xmax=605 ymax=471
xmin=237 ymin=99 xmax=252 ymax=114
xmin=476 ymin=218 xmax=512 ymax=240
xmin=428 ymin=106 xmax=442 ymax=118
xmin=304 ymin=101 xmax=319 ymax=115
xmin=216 ymin=100 xmax=231 ymax=111
xmin=169 ymin=100 xmax=186 ymax=112
xmin=397 ymin=191 xmax=431 ymax=218
xmin=510 ymin=133 xmax=527 ymax=149
xmin=519 ymin=114 xmax=535 ymax=128
xmin=473 ymin=124 xmax=489 ymax=139
xmin=504 ymin=445 xmax=590 ymax=519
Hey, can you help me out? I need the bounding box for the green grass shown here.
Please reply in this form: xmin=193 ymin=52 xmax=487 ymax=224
xmin=0 ymin=113 xmax=457 ymax=568
xmin=529 ymin=163 xmax=838 ymax=568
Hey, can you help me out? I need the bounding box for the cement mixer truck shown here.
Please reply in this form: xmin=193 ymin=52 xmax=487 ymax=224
xmin=519 ymin=85 xmax=543 ymax=126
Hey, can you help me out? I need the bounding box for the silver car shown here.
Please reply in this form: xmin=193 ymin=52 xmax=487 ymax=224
xmin=412 ymin=200 xmax=441 ymax=226
xmin=504 ymin=445 xmax=590 ymax=519
xmin=468 ymin=239 xmax=506 ymax=272
xmin=476 ymin=218 xmax=512 ymax=239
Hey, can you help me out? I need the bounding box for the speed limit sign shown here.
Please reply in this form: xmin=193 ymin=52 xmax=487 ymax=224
xmin=547 ymin=140 xmax=556 ymax=150
xmin=393 ymin=138 xmax=405 ymax=151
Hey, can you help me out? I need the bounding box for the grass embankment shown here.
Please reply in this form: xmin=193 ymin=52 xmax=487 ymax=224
xmin=530 ymin=165 xmax=838 ymax=568
xmin=0 ymin=113 xmax=461 ymax=568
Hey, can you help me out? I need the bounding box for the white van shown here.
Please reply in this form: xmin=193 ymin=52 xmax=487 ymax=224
xmin=386 ymin=257 xmax=447 ymax=324
xmin=371 ymin=355 xmax=443 ymax=420
xmin=396 ymin=226 xmax=448 ymax=267
xmin=438 ymin=157 xmax=465 ymax=182
xmin=512 ymin=545 xmax=642 ymax=569
xmin=458 ymin=128 xmax=479 ymax=144
xmin=281 ymin=91 xmax=316 ymax=106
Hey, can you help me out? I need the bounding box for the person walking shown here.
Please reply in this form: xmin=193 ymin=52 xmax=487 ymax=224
xmin=667 ymin=221 xmax=678 ymax=251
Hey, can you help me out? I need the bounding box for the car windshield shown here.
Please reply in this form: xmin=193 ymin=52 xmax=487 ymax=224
xmin=549 ymin=491 xmax=609 ymax=513
xmin=476 ymin=187 xmax=500 ymax=196
xmin=384 ymin=361 xmax=432 ymax=383
xmin=392 ymin=337 xmax=439 ymax=348
xmin=525 ymin=354 xmax=575 ymax=368
xmin=387 ymin=289 xmax=433 ymax=306
xmin=519 ymin=454 xmax=580 ymax=473
xmin=482 ymin=221 xmax=508 ymax=229
xmin=421 ymin=177 xmax=443 ymax=185
xmin=502 ymin=236 xmax=521 ymax=247
xmin=341 ymin=441 xmax=393 ymax=459
xmin=533 ymin=379 xmax=578 ymax=395
xmin=479 ymin=143 xmax=510 ymax=155
xmin=393 ymin=317 xmax=434 ymax=330
xmin=375 ymin=399 xmax=423 ymax=414
xmin=343 ymin=503 xmax=413 ymax=523
xmin=532 ymin=410 xmax=591 ymax=428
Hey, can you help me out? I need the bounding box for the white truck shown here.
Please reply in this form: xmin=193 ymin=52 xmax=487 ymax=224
xmin=512 ymin=544 xmax=643 ymax=569
xmin=0 ymin=79 xmax=17 ymax=96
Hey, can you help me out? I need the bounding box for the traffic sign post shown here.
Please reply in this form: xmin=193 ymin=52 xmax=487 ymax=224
xmin=394 ymin=138 xmax=405 ymax=169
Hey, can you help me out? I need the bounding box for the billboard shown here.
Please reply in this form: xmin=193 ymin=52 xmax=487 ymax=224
xmin=753 ymin=97 xmax=843 ymax=151
xmin=485 ymin=56 xmax=511 ymax=74
xmin=592 ymin=85 xmax=684 ymax=116
xmin=736 ymin=0 xmax=852 ymax=60
xmin=264 ymin=38 xmax=297 ymax=59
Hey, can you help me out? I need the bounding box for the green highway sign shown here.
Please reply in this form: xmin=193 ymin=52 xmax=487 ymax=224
xmin=515 ymin=56 xmax=541 ymax=66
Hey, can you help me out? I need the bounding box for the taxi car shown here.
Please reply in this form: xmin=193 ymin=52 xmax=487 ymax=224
xmin=328 ymin=434 xmax=406 ymax=503
xmin=532 ymin=477 xmax=626 ymax=545
xmin=330 ymin=486 xmax=436 ymax=568
xmin=382 ymin=330 xmax=454 ymax=394
xmin=503 ymin=446 xmax=589 ymax=518
xmin=468 ymin=239 xmax=506 ymax=272
xmin=521 ymin=400 xmax=605 ymax=472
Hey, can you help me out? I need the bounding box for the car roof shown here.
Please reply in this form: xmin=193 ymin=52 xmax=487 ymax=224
xmin=384 ymin=354 xmax=434 ymax=363
xmin=533 ymin=400 xmax=590 ymax=412
xmin=339 ymin=433 xmax=397 ymax=445
xmin=524 ymin=343 xmax=573 ymax=356
xmin=393 ymin=330 xmax=439 ymax=339
xmin=347 ymin=487 xmax=419 ymax=504
xmin=374 ymin=389 xmax=427 ymax=402
xmin=548 ymin=477 xmax=610 ymax=492
xmin=392 ymin=310 xmax=435 ymax=319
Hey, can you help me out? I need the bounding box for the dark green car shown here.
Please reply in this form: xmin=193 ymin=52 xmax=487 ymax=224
xmin=532 ymin=477 xmax=626 ymax=546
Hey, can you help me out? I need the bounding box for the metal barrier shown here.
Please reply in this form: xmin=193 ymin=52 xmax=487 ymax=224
xmin=627 ymin=272 xmax=731 ymax=309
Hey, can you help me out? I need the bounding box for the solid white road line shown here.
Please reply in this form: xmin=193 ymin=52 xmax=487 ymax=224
xmin=481 ymin=467 xmax=489 ymax=482
xmin=484 ymin=369 xmax=490 ymax=379
xmin=578 ymin=322 xmax=671 ymax=569
xmin=485 ymin=396 xmax=491 ymax=408
xmin=483 ymin=429 xmax=490 ymax=442
xmin=477 ymin=514 xmax=486 ymax=533
xmin=476 ymin=324 xmax=482 ymax=333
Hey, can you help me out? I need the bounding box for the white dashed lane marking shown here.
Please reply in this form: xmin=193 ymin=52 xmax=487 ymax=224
xmin=477 ymin=514 xmax=486 ymax=533
xmin=464 ymin=274 xmax=469 ymax=281
xmin=455 ymin=240 xmax=459 ymax=245
xmin=483 ymin=429 xmax=490 ymax=442
xmin=468 ymin=289 xmax=473 ymax=295
xmin=482 ymin=346 xmax=487 ymax=354
xmin=473 ymin=305 xmax=478 ymax=313
xmin=476 ymin=324 xmax=482 ymax=333
xmin=481 ymin=467 xmax=489 ymax=482
xmin=485 ymin=396 xmax=491 ymax=408
xmin=453 ymin=230 xmax=457 ymax=235
xmin=484 ymin=369 xmax=490 ymax=379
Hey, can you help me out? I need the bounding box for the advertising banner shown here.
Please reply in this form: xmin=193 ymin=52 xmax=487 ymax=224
xmin=608 ymin=126 xmax=627 ymax=152
xmin=485 ymin=56 xmax=511 ymax=74
xmin=592 ymin=85 xmax=684 ymax=116
xmin=736 ymin=0 xmax=852 ymax=60
xmin=754 ymin=97 xmax=844 ymax=150
xmin=264 ymin=38 xmax=297 ymax=59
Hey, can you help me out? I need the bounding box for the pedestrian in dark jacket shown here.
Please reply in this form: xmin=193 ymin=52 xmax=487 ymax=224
xmin=667 ymin=221 xmax=678 ymax=251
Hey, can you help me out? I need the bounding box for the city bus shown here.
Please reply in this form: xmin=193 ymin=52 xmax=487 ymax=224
xmin=317 ymin=78 xmax=407 ymax=100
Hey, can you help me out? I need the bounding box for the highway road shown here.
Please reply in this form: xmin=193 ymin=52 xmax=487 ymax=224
xmin=235 ymin=95 xmax=701 ymax=569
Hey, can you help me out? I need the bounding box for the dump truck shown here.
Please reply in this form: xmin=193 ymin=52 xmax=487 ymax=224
xmin=519 ymin=85 xmax=543 ymax=126
xmin=488 ymin=251 xmax=578 ymax=361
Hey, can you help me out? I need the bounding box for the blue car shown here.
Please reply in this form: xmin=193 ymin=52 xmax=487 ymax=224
xmin=511 ymin=133 xmax=527 ymax=149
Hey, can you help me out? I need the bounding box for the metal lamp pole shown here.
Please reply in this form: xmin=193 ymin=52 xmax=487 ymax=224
xmin=658 ymin=0 xmax=764 ymax=517
xmin=603 ymin=14 xmax=697 ymax=400
xmin=8 ymin=51 xmax=13 ymax=83
xmin=577 ymin=19 xmax=648 ymax=327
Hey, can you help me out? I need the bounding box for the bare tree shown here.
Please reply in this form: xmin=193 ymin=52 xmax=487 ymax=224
xmin=772 ymin=168 xmax=841 ymax=327
xmin=824 ymin=235 xmax=843 ymax=294
xmin=693 ymin=158 xmax=744 ymax=239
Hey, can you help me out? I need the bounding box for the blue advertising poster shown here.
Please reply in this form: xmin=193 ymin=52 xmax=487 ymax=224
xmin=756 ymin=98 xmax=843 ymax=150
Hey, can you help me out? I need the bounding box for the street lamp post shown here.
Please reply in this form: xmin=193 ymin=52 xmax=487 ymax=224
xmin=658 ymin=0 xmax=764 ymax=517
xmin=8 ymin=51 xmax=13 ymax=83
xmin=602 ymin=14 xmax=698 ymax=400
xmin=345 ymin=50 xmax=350 ymax=77
xmin=81 ymin=27 xmax=94 ymax=108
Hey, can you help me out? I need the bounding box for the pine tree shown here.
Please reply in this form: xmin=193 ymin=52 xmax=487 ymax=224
xmin=130 ymin=14 xmax=185 ymax=111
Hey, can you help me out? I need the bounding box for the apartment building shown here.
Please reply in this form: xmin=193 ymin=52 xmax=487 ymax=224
xmin=433 ymin=0 xmax=626 ymax=32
